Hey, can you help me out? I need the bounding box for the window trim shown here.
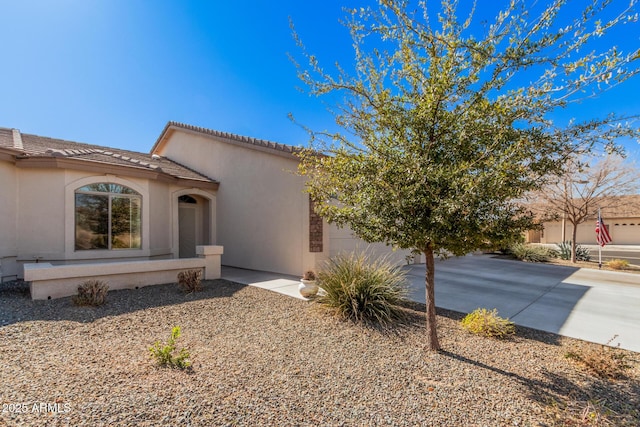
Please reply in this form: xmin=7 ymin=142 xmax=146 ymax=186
xmin=65 ymin=176 xmax=150 ymax=260
xmin=75 ymin=184 xmax=142 ymax=251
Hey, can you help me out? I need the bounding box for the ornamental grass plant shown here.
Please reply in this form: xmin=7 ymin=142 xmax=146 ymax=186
xmin=315 ymin=252 xmax=408 ymax=326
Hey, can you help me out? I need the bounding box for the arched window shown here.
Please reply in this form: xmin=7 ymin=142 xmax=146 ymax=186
xmin=178 ymin=195 xmax=197 ymax=204
xmin=75 ymin=183 xmax=142 ymax=250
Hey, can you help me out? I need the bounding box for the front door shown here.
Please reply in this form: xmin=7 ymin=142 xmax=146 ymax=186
xmin=178 ymin=203 xmax=197 ymax=258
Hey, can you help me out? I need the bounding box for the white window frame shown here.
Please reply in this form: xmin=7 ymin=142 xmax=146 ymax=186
xmin=65 ymin=176 xmax=150 ymax=260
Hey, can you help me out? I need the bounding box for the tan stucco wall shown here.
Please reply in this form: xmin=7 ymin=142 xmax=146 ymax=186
xmin=17 ymin=167 xmax=66 ymax=260
xmin=0 ymin=160 xmax=18 ymax=279
xmin=541 ymin=219 xmax=640 ymax=245
xmin=155 ymin=131 xmax=328 ymax=275
xmin=328 ymin=223 xmax=419 ymax=266
xmin=148 ymin=179 xmax=172 ymax=257
xmin=6 ymin=165 xmax=208 ymax=277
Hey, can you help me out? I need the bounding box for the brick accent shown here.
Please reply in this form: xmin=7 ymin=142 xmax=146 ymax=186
xmin=309 ymin=197 xmax=323 ymax=253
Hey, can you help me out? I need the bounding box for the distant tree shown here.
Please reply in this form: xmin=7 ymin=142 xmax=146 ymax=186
xmin=293 ymin=0 xmax=640 ymax=351
xmin=533 ymin=155 xmax=640 ymax=262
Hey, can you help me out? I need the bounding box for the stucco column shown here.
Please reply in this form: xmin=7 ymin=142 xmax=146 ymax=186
xmin=196 ymin=245 xmax=224 ymax=280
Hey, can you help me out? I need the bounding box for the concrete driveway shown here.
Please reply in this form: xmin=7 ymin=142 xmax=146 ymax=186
xmin=404 ymin=255 xmax=640 ymax=352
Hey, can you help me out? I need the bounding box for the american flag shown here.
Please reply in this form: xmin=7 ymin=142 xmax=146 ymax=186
xmin=595 ymin=215 xmax=612 ymax=246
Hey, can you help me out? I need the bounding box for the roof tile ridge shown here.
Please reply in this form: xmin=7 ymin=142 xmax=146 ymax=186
xmin=167 ymin=121 xmax=299 ymax=154
xmin=99 ymin=150 xmax=159 ymax=170
xmin=157 ymin=154 xmax=218 ymax=182
xmin=12 ymin=129 xmax=24 ymax=150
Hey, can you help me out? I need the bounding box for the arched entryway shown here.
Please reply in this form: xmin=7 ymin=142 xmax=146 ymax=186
xmin=177 ymin=194 xmax=212 ymax=258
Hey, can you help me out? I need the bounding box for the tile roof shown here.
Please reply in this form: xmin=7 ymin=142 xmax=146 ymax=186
xmin=153 ymin=121 xmax=302 ymax=156
xmin=0 ymin=127 xmax=217 ymax=186
xmin=598 ymin=195 xmax=640 ymax=218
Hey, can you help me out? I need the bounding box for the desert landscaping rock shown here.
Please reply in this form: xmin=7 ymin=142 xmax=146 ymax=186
xmin=0 ymin=280 xmax=638 ymax=426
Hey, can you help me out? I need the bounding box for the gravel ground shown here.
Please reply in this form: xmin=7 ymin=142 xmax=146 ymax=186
xmin=0 ymin=279 xmax=638 ymax=426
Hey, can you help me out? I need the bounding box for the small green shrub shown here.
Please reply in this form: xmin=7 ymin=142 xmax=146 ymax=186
xmin=177 ymin=269 xmax=203 ymax=293
xmin=565 ymin=336 xmax=631 ymax=380
xmin=556 ymin=241 xmax=591 ymax=261
xmin=606 ymin=259 xmax=630 ymax=270
xmin=461 ymin=308 xmax=515 ymax=338
xmin=72 ymin=280 xmax=109 ymax=306
xmin=509 ymin=243 xmax=556 ymax=262
xmin=149 ymin=326 xmax=191 ymax=369
xmin=316 ymin=252 xmax=408 ymax=326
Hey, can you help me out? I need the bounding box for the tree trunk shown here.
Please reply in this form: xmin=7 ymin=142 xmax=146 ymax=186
xmin=571 ymin=223 xmax=578 ymax=263
xmin=424 ymin=244 xmax=440 ymax=351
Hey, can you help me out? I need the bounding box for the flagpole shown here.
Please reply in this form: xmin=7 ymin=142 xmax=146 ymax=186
xmin=598 ymin=207 xmax=602 ymax=270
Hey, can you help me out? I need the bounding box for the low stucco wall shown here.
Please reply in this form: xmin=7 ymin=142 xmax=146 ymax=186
xmin=24 ymin=246 xmax=223 ymax=300
xmin=0 ymin=256 xmax=18 ymax=282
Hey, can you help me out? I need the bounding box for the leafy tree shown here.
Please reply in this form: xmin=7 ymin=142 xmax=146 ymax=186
xmin=532 ymin=154 xmax=640 ymax=262
xmin=293 ymin=0 xmax=640 ymax=350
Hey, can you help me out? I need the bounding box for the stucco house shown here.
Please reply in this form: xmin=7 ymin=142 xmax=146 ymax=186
xmin=0 ymin=125 xmax=221 ymax=282
xmin=1 ymin=122 xmax=408 ymax=284
xmin=526 ymin=195 xmax=640 ymax=245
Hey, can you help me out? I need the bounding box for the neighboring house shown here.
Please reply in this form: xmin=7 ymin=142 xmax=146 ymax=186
xmin=1 ymin=122 xmax=411 ymax=282
xmin=526 ymin=195 xmax=640 ymax=245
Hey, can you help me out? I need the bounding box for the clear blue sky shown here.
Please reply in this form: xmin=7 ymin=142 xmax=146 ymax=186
xmin=1 ymin=0 xmax=639 ymax=159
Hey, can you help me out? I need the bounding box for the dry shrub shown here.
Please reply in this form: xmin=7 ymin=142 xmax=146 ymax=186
xmin=546 ymin=396 xmax=638 ymax=427
xmin=72 ymin=280 xmax=109 ymax=306
xmin=606 ymin=259 xmax=629 ymax=270
xmin=565 ymin=337 xmax=632 ymax=380
xmin=461 ymin=308 xmax=515 ymax=338
xmin=177 ymin=269 xmax=203 ymax=293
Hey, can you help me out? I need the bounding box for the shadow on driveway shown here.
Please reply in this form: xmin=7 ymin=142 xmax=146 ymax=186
xmin=403 ymin=255 xmax=640 ymax=352
xmin=404 ymin=255 xmax=584 ymax=331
